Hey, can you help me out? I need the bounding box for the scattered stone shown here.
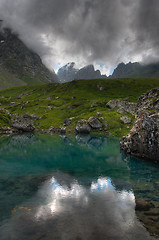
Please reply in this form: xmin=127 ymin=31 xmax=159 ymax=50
xmin=88 ymin=116 xmax=102 ymax=129
xmin=55 ymin=97 xmax=59 ymax=100
xmin=47 ymin=97 xmax=52 ymax=100
xmin=96 ymin=112 xmax=102 ymax=116
xmin=97 ymin=85 xmax=106 ymax=91
xmin=48 ymin=126 xmax=55 ymax=133
xmin=91 ymin=102 xmax=98 ymax=108
xmin=64 ymin=118 xmax=71 ymax=126
xmin=0 ymin=126 xmax=13 ymax=134
xmin=76 ymin=119 xmax=91 ymax=134
xmin=120 ymin=116 xmax=132 ymax=124
xmin=8 ymin=102 xmax=18 ymax=106
xmin=16 ymin=92 xmax=28 ymax=98
xmin=99 ymin=117 xmax=104 ymax=121
xmin=48 ymin=106 xmax=52 ymax=110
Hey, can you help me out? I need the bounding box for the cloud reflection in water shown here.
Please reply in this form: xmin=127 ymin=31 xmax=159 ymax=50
xmin=0 ymin=174 xmax=155 ymax=240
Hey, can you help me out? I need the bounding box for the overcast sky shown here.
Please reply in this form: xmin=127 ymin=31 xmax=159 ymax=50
xmin=0 ymin=0 xmax=159 ymax=75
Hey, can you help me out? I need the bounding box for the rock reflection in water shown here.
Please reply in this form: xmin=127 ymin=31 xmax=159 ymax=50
xmin=0 ymin=173 xmax=155 ymax=240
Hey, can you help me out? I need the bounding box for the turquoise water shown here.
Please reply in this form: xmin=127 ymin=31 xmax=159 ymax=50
xmin=0 ymin=134 xmax=158 ymax=240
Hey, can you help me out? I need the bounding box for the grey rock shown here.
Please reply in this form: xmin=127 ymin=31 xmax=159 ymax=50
xmin=88 ymin=116 xmax=102 ymax=129
xmin=11 ymin=114 xmax=35 ymax=132
xmin=106 ymin=99 xmax=137 ymax=115
xmin=76 ymin=119 xmax=91 ymax=134
xmin=120 ymin=116 xmax=132 ymax=124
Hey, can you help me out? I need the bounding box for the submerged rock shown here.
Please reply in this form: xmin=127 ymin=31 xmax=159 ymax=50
xmin=120 ymin=88 xmax=159 ymax=162
xmin=76 ymin=119 xmax=91 ymax=134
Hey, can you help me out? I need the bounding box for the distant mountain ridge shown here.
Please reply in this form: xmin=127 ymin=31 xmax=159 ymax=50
xmin=57 ymin=63 xmax=107 ymax=82
xmin=110 ymin=62 xmax=159 ymax=79
xmin=0 ymin=24 xmax=58 ymax=89
xmin=58 ymin=61 xmax=159 ymax=82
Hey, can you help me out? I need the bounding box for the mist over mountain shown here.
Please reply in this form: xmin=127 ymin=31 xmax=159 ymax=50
xmin=57 ymin=63 xmax=107 ymax=82
xmin=0 ymin=24 xmax=58 ymax=89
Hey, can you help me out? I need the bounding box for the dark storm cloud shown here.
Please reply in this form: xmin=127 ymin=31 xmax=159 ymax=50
xmin=131 ymin=0 xmax=159 ymax=64
xmin=0 ymin=0 xmax=158 ymax=71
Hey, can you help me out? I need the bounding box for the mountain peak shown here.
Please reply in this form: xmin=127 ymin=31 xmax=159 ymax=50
xmin=57 ymin=63 xmax=107 ymax=82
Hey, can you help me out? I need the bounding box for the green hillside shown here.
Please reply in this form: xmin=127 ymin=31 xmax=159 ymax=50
xmin=0 ymin=78 xmax=159 ymax=136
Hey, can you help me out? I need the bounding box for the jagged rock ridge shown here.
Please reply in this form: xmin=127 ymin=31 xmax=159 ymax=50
xmin=57 ymin=63 xmax=107 ymax=82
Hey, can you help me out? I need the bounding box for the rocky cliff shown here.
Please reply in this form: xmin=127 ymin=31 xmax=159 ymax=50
xmin=0 ymin=25 xmax=58 ymax=88
xmin=120 ymin=88 xmax=159 ymax=162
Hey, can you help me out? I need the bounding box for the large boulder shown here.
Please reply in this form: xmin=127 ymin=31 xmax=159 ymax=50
xmin=106 ymin=99 xmax=137 ymax=115
xmin=88 ymin=116 xmax=102 ymax=129
xmin=120 ymin=112 xmax=159 ymax=162
xmin=11 ymin=114 xmax=35 ymax=132
xmin=76 ymin=119 xmax=91 ymax=134
xmin=120 ymin=88 xmax=159 ymax=162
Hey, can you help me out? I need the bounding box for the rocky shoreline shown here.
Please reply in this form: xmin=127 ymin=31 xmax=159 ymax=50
xmin=120 ymin=88 xmax=159 ymax=163
xmin=0 ymin=87 xmax=159 ymax=163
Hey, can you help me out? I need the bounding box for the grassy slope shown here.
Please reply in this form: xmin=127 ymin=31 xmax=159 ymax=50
xmin=0 ymin=78 xmax=159 ymax=136
xmin=0 ymin=67 xmax=27 ymax=89
xmin=0 ymin=66 xmax=52 ymax=89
